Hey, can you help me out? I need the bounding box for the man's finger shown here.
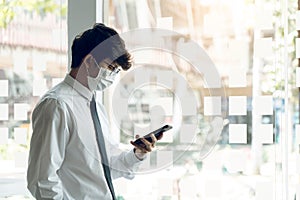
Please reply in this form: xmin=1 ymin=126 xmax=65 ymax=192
xmin=130 ymin=140 xmax=143 ymax=148
xmin=140 ymin=138 xmax=152 ymax=152
xmin=150 ymin=134 xmax=157 ymax=146
xmin=130 ymin=140 xmax=148 ymax=153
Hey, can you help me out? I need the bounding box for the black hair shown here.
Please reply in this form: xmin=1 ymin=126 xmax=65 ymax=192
xmin=70 ymin=23 xmax=132 ymax=70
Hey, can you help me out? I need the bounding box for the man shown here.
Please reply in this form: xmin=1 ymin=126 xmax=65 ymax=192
xmin=27 ymin=23 xmax=160 ymax=199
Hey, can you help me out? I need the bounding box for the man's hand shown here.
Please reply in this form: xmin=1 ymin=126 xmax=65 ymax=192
xmin=130 ymin=133 xmax=163 ymax=160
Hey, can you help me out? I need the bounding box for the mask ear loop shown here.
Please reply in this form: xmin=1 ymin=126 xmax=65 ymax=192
xmin=85 ymin=64 xmax=90 ymax=77
xmin=87 ymin=56 xmax=104 ymax=79
xmin=91 ymin=56 xmax=102 ymax=70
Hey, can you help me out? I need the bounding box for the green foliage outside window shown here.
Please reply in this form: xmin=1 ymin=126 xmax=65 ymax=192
xmin=0 ymin=0 xmax=67 ymax=28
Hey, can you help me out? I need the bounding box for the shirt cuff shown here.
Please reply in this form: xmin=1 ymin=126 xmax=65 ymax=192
xmin=126 ymin=149 xmax=146 ymax=166
xmin=133 ymin=148 xmax=147 ymax=161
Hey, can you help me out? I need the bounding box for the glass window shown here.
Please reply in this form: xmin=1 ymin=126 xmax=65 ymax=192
xmin=0 ymin=1 xmax=67 ymax=199
xmin=104 ymin=0 xmax=299 ymax=199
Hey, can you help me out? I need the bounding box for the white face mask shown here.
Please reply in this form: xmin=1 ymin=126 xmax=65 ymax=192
xmin=86 ymin=58 xmax=119 ymax=91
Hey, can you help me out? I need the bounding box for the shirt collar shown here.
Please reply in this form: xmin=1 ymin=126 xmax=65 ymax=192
xmin=64 ymin=74 xmax=93 ymax=101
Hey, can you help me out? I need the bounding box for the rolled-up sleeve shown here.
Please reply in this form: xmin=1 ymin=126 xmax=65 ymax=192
xmin=27 ymin=98 xmax=70 ymax=199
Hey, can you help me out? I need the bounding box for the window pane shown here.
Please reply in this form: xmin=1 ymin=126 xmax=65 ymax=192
xmin=0 ymin=1 xmax=67 ymax=198
xmin=105 ymin=0 xmax=298 ymax=199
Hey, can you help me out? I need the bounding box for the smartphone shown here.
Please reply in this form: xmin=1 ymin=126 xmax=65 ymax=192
xmin=133 ymin=125 xmax=173 ymax=146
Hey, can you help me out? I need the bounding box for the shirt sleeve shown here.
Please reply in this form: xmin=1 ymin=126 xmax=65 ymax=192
xmin=27 ymin=98 xmax=71 ymax=200
xmin=95 ymin=100 xmax=146 ymax=180
xmin=110 ymin=148 xmax=146 ymax=180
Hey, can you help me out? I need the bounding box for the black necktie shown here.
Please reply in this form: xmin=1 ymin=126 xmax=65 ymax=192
xmin=90 ymin=96 xmax=116 ymax=200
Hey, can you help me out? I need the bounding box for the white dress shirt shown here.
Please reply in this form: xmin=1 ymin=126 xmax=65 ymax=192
xmin=27 ymin=74 xmax=143 ymax=200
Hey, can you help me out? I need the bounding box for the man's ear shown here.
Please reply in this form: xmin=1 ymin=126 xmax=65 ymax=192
xmin=82 ymin=54 xmax=94 ymax=70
